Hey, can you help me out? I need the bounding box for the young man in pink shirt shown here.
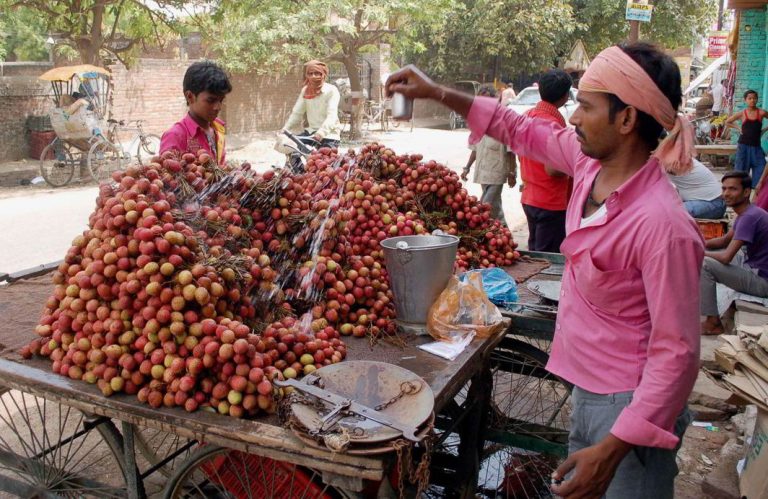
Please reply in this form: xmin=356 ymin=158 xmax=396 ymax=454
xmin=160 ymin=61 xmax=232 ymax=165
xmin=387 ymin=43 xmax=703 ymax=498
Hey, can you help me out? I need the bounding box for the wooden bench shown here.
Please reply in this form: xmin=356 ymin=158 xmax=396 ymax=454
xmin=695 ymin=144 xmax=737 ymax=157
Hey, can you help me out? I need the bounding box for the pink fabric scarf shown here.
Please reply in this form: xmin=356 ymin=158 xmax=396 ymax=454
xmin=579 ymin=46 xmax=694 ymax=174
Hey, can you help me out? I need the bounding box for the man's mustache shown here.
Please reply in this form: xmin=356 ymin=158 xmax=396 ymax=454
xmin=575 ymin=127 xmax=586 ymax=140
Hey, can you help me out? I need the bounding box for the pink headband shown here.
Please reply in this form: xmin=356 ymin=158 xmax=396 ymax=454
xmin=579 ymin=46 xmax=693 ymax=174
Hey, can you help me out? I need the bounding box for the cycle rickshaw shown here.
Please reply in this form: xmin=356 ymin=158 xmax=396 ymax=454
xmin=38 ymin=65 xmax=160 ymax=187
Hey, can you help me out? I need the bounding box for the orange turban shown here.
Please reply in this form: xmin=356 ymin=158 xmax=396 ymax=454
xmin=303 ymin=60 xmax=328 ymax=99
xmin=579 ymin=46 xmax=694 ymax=174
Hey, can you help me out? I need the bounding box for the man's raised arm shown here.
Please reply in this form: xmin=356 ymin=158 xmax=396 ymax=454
xmin=386 ymin=65 xmax=580 ymax=177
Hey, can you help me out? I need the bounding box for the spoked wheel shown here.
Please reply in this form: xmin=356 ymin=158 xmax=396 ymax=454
xmin=163 ymin=445 xmax=349 ymax=499
xmin=476 ymin=338 xmax=571 ymax=498
xmin=476 ymin=444 xmax=559 ymax=498
xmin=423 ymin=380 xmax=470 ymax=498
xmin=488 ymin=338 xmax=571 ymax=439
xmin=449 ymin=111 xmax=463 ymax=130
xmin=87 ymin=140 xmax=123 ymax=183
xmin=0 ymin=388 xmax=130 ymax=498
xmin=132 ymin=426 xmax=197 ymax=495
xmin=137 ymin=134 xmax=161 ymax=165
xmin=39 ymin=139 xmax=76 ymax=187
xmin=389 ymin=109 xmax=400 ymax=129
xmin=380 ymin=110 xmax=390 ymax=132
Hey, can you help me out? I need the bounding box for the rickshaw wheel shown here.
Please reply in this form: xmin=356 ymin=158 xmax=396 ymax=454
xmin=488 ymin=338 xmax=571 ymax=439
xmin=131 ymin=425 xmax=196 ymax=495
xmin=39 ymin=139 xmax=76 ymax=187
xmin=473 ymin=339 xmax=572 ymax=498
xmin=137 ymin=134 xmax=161 ymax=165
xmin=163 ymin=445 xmax=351 ymax=499
xmin=449 ymin=111 xmax=460 ymax=130
xmin=0 ymin=388 xmax=130 ymax=498
xmin=88 ymin=140 xmax=123 ymax=183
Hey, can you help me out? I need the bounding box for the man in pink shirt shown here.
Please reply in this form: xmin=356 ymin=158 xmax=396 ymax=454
xmin=160 ymin=61 xmax=232 ymax=165
xmin=388 ymin=43 xmax=703 ymax=498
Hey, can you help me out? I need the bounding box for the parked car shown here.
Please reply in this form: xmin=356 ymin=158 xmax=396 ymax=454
xmin=506 ymin=85 xmax=579 ymax=124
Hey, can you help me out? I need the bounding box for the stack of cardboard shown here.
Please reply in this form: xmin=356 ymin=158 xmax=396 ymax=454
xmin=713 ymin=329 xmax=768 ymax=411
xmin=712 ymin=302 xmax=768 ymax=498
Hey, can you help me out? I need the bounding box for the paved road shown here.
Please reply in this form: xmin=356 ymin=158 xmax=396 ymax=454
xmin=0 ymin=185 xmax=98 ymax=275
xmin=0 ymin=127 xmax=526 ymax=275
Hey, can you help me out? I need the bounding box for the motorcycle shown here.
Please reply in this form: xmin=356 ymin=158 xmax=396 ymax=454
xmin=274 ymin=130 xmax=320 ymax=174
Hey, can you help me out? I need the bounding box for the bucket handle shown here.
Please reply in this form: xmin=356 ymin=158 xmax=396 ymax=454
xmin=397 ymin=247 xmax=412 ymax=265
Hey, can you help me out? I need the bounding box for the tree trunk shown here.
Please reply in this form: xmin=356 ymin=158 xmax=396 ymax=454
xmin=78 ymin=1 xmax=105 ymax=64
xmin=342 ymin=53 xmax=364 ymax=140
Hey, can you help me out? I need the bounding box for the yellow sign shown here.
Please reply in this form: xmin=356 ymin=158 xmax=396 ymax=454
xmin=626 ymin=2 xmax=653 ymax=22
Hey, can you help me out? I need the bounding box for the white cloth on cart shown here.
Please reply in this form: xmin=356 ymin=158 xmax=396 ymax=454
xmin=49 ymin=107 xmax=103 ymax=142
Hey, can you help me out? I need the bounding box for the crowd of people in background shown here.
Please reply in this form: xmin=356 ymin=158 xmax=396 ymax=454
xmin=458 ymin=67 xmax=768 ymax=336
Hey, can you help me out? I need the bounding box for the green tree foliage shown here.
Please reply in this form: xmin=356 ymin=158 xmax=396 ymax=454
xmin=0 ymin=8 xmax=49 ymax=61
xmin=571 ymin=0 xmax=717 ymax=57
xmin=0 ymin=0 xmax=184 ymax=65
xmin=400 ymin=0 xmax=577 ymax=81
xmin=200 ymin=0 xmax=456 ymax=136
xmin=399 ymin=0 xmax=716 ymax=81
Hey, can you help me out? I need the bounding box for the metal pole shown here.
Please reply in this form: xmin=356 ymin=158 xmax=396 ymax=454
xmin=717 ymin=0 xmax=725 ymax=30
xmin=121 ymin=421 xmax=146 ymax=499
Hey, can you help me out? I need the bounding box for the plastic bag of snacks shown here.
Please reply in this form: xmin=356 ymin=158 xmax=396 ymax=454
xmin=427 ymin=272 xmax=505 ymax=341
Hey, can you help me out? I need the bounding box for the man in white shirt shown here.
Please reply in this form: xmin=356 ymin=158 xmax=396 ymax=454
xmin=283 ymin=60 xmax=341 ymax=148
xmin=501 ymin=80 xmax=516 ymax=105
xmin=667 ymin=159 xmax=726 ymax=219
xmin=711 ymin=79 xmax=725 ymax=116
xmin=461 ymin=85 xmax=517 ymax=226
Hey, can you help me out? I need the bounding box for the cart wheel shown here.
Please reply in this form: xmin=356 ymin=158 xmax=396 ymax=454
xmin=132 ymin=426 xmax=196 ymax=495
xmin=88 ymin=140 xmax=124 ymax=183
xmin=136 ymin=134 xmax=161 ymax=165
xmin=0 ymin=388 xmax=130 ymax=498
xmin=422 ymin=380 xmax=470 ymax=498
xmin=488 ymin=338 xmax=572 ymax=440
xmin=476 ymin=443 xmax=559 ymax=498
xmin=163 ymin=445 xmax=349 ymax=499
xmin=449 ymin=111 xmax=459 ymax=130
xmin=39 ymin=139 xmax=76 ymax=187
xmin=389 ymin=106 xmax=400 ymax=129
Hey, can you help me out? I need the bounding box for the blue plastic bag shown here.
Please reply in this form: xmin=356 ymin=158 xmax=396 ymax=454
xmin=460 ymin=267 xmax=518 ymax=305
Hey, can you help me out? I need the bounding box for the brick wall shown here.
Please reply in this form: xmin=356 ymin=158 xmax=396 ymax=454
xmin=0 ymin=46 xmax=401 ymax=161
xmin=223 ymin=70 xmax=303 ymax=134
xmin=0 ymin=76 xmax=55 ymax=161
xmin=362 ymin=44 xmax=394 ymax=101
xmin=108 ymin=59 xmax=190 ymax=137
xmin=413 ymin=97 xmax=451 ymax=121
xmin=734 ymin=7 xmax=768 ymax=150
xmin=0 ymin=62 xmax=53 ymax=77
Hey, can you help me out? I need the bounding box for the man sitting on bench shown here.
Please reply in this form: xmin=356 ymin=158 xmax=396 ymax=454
xmin=701 ymin=171 xmax=768 ymax=334
xmin=667 ymin=158 xmax=726 ymax=220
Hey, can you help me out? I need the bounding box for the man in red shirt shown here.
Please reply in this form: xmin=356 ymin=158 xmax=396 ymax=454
xmin=519 ymin=69 xmax=573 ymax=252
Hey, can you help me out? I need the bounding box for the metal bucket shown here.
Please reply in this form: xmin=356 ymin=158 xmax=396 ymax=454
xmin=381 ymin=234 xmax=459 ymax=326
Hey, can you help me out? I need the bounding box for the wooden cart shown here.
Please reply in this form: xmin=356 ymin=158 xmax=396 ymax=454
xmin=0 ymin=252 xmax=566 ymax=498
xmin=0 ymin=263 xmax=509 ymax=498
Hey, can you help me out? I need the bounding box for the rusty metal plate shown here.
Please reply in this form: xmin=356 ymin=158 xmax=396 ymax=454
xmin=291 ymin=413 xmax=435 ymax=455
xmin=290 ymin=361 xmax=433 ymax=444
